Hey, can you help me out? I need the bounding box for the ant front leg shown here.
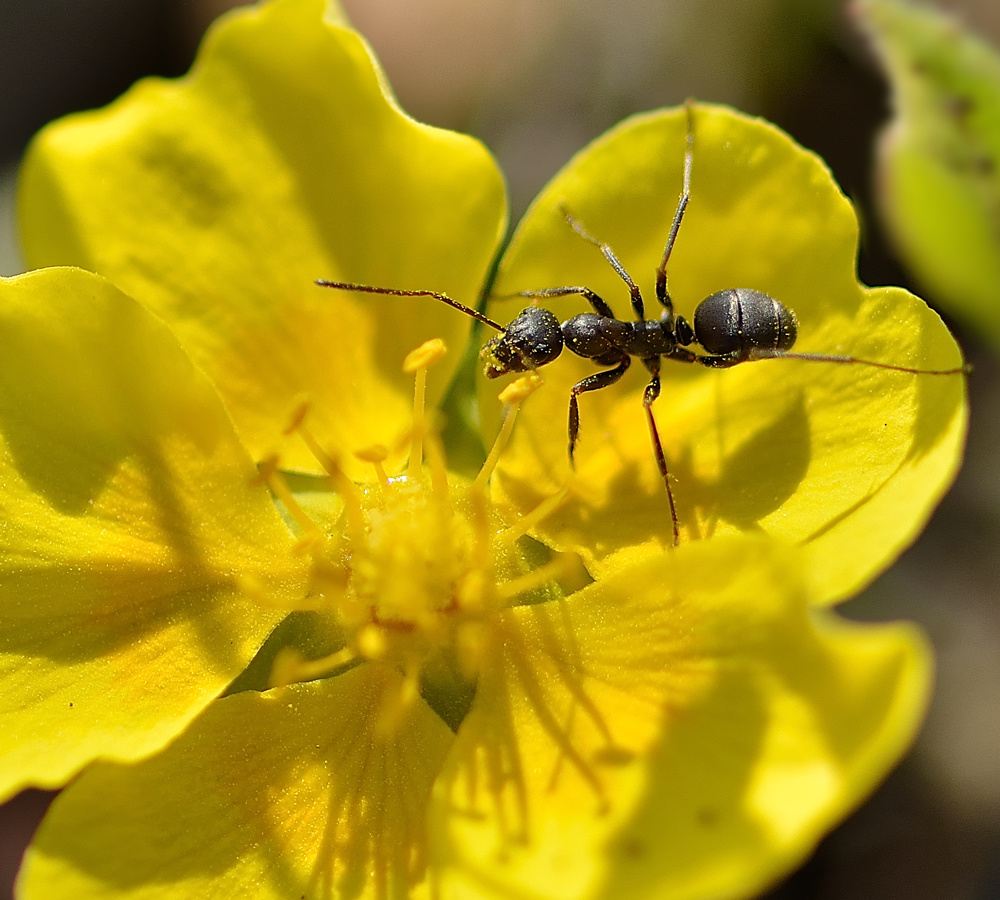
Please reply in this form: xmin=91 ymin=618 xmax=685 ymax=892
xmin=506 ymin=285 xmax=617 ymax=320
xmin=560 ymin=208 xmax=647 ymax=321
xmin=641 ymin=356 xmax=680 ymax=547
xmin=568 ymin=356 xmax=631 ymax=467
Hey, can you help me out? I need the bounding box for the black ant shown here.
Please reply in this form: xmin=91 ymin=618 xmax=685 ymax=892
xmin=318 ymin=104 xmax=968 ymax=547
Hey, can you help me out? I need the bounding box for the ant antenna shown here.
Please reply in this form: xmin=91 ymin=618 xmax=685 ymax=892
xmin=314 ymin=280 xmax=506 ymax=333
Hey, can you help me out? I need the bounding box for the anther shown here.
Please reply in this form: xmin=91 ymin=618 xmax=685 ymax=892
xmin=403 ymin=337 xmax=448 ymax=373
xmin=283 ymin=398 xmax=312 ymax=436
xmin=498 ymin=372 xmax=543 ymax=405
xmin=405 ymin=338 xmax=448 ymax=478
xmin=355 ymin=444 xmax=391 ymax=489
xmin=473 ymin=375 xmax=542 ymax=492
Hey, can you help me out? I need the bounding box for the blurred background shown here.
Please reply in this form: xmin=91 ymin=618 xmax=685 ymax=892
xmin=2 ymin=0 xmax=998 ymax=897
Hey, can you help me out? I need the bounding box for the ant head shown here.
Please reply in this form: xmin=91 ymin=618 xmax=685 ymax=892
xmin=481 ymin=307 xmax=563 ymax=378
xmin=693 ymin=288 xmax=798 ymax=360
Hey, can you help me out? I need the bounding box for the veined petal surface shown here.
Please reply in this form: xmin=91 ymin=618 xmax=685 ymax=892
xmin=489 ymin=104 xmax=967 ymax=603
xmin=431 ymin=537 xmax=930 ymax=900
xmin=18 ymin=0 xmax=507 ymax=477
xmin=18 ymin=666 xmax=454 ymax=900
xmin=0 ymin=268 xmax=306 ymax=800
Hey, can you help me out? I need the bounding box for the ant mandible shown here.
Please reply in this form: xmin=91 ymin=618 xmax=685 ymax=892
xmin=318 ymin=103 xmax=968 ymax=547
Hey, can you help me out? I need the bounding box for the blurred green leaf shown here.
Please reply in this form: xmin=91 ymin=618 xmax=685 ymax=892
xmin=856 ymin=0 xmax=1000 ymax=347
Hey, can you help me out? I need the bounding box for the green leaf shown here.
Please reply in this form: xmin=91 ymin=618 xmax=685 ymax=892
xmin=856 ymin=0 xmax=1000 ymax=346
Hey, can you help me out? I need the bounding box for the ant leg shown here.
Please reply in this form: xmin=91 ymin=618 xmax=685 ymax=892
xmin=655 ymin=101 xmax=695 ymax=316
xmin=559 ymin=206 xmax=647 ymax=322
xmin=568 ymin=357 xmax=631 ymax=468
xmin=664 ymin=345 xmax=743 ymax=368
xmin=641 ymin=357 xmax=680 ymax=547
xmin=506 ymin=285 xmax=616 ymax=319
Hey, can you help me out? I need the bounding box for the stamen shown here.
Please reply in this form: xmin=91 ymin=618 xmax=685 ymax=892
xmin=499 ymin=487 xmax=569 ymax=545
xmin=355 ymin=444 xmax=391 ymax=490
xmin=376 ymin=660 xmax=422 ymax=735
xmin=498 ymin=553 xmax=575 ymax=604
xmin=499 ymin=372 xmax=544 ymax=405
xmin=403 ymin=338 xmax=448 ymax=373
xmin=422 ymin=429 xmax=450 ymax=497
xmin=270 ymin=644 xmax=358 ymax=687
xmin=326 ymin=456 xmax=368 ymax=548
xmin=473 ymin=374 xmax=542 ymax=492
xmin=282 ymin=404 xmax=368 ymax=544
xmin=292 ymin=417 xmax=340 ymax=481
xmin=256 ymin=454 xmax=322 ymax=547
xmin=403 ymin=338 xmax=448 ymax=478
xmin=465 ymin=489 xmax=490 ymax=575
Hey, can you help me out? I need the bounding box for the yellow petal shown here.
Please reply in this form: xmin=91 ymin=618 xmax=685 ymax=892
xmin=431 ymin=536 xmax=930 ymax=900
xmin=488 ymin=103 xmax=967 ymax=603
xmin=0 ymin=268 xmax=307 ymax=801
xmin=19 ymin=665 xmax=453 ymax=900
xmin=18 ymin=0 xmax=506 ymax=478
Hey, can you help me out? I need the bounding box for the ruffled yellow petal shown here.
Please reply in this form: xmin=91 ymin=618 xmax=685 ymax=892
xmin=18 ymin=0 xmax=506 ymax=478
xmin=0 ymin=268 xmax=307 ymax=801
xmin=431 ymin=536 xmax=930 ymax=900
xmin=488 ymin=103 xmax=967 ymax=603
xmin=18 ymin=665 xmax=453 ymax=900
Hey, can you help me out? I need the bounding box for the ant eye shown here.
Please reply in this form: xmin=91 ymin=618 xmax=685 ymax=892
xmin=693 ymin=288 xmax=798 ymax=357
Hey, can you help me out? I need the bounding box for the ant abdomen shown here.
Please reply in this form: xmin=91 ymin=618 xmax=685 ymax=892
xmin=481 ymin=306 xmax=562 ymax=378
xmin=693 ymin=287 xmax=798 ymax=361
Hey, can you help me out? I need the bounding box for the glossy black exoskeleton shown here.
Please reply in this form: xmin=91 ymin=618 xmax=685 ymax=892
xmin=318 ymin=103 xmax=968 ymax=546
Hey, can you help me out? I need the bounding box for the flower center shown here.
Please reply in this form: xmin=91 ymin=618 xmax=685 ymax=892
xmin=255 ymin=340 xmax=566 ymax=730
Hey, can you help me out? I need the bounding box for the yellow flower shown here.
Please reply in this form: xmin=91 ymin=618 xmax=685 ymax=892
xmin=2 ymin=268 xmax=929 ymax=900
xmin=18 ymin=1 xmax=966 ymax=604
xmin=6 ymin=0 xmax=966 ymax=898
xmin=487 ymin=105 xmax=968 ymax=604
